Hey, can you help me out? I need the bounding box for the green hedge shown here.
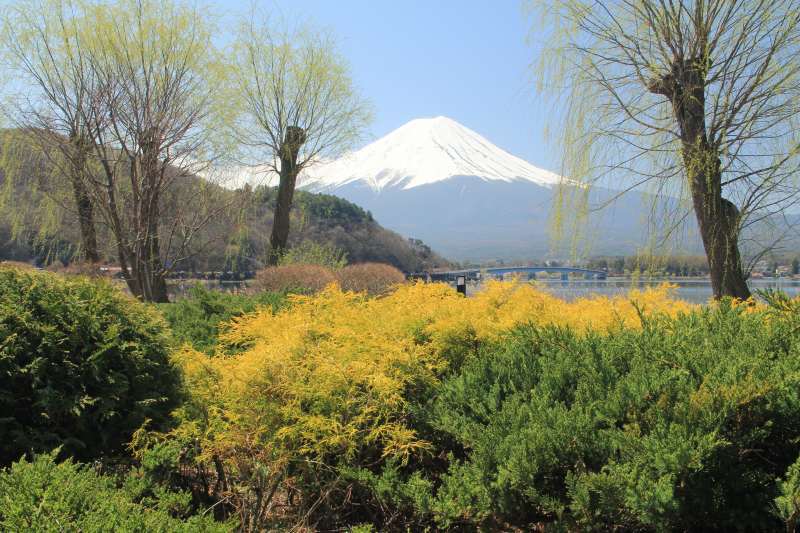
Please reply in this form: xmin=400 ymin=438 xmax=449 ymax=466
xmin=0 ymin=267 xmax=180 ymax=464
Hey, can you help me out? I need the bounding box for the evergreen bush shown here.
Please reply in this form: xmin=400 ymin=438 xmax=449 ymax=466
xmin=0 ymin=267 xmax=180 ymax=464
xmin=0 ymin=452 xmax=232 ymax=532
xmin=423 ymin=301 xmax=800 ymax=530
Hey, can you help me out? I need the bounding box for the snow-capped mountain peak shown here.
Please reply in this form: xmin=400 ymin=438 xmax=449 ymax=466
xmin=299 ymin=116 xmax=562 ymax=192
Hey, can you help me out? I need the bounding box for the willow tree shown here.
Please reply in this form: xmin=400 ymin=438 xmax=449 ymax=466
xmin=230 ymin=17 xmax=370 ymax=264
xmin=537 ymin=0 xmax=800 ymax=299
xmin=2 ymin=0 xmax=100 ymax=262
xmin=1 ymin=0 xmax=237 ymax=300
xmin=78 ymin=0 xmax=230 ymax=301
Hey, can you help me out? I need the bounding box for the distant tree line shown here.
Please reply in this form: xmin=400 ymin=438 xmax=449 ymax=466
xmin=586 ymin=255 xmax=711 ymax=277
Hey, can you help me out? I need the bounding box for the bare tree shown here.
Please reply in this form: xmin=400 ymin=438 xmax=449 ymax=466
xmin=70 ymin=0 xmax=232 ymax=302
xmin=230 ymin=15 xmax=371 ymax=264
xmin=536 ymin=0 xmax=800 ymax=299
xmin=2 ymin=0 xmax=101 ymax=262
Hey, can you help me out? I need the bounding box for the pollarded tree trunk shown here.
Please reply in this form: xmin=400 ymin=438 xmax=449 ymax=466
xmin=268 ymin=165 xmax=298 ymax=265
xmin=268 ymin=126 xmax=306 ymax=265
xmin=649 ymin=56 xmax=751 ymax=300
xmin=689 ymin=163 xmax=751 ymax=300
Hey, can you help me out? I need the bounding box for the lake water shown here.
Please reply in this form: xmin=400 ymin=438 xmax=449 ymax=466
xmin=169 ymin=277 xmax=800 ymax=304
xmin=469 ymin=278 xmax=800 ymax=303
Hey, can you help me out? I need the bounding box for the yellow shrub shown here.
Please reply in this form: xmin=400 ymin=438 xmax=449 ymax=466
xmin=170 ymin=280 xmax=694 ymax=525
xmin=179 ymin=281 xmax=692 ymax=457
xmin=423 ymin=280 xmax=693 ymax=344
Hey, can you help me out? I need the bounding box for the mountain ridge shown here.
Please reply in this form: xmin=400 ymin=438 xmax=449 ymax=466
xmin=220 ymin=117 xmax=713 ymax=261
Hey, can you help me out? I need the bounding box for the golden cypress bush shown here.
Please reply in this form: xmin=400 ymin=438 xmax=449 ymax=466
xmin=162 ymin=280 xmax=692 ymax=528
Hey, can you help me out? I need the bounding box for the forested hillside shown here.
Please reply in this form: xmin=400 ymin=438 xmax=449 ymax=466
xmin=0 ymin=129 xmax=446 ymax=273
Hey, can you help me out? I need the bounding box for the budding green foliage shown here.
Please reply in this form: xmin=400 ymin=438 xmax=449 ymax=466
xmin=227 ymin=12 xmax=372 ymax=173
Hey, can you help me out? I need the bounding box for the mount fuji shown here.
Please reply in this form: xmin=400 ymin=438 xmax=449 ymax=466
xmin=300 ymin=116 xmax=562 ymax=192
xmin=295 ymin=116 xmax=667 ymax=262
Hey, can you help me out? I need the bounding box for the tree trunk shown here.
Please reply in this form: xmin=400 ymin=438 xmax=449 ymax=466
xmin=68 ymin=133 xmax=100 ymax=263
xmin=120 ymin=248 xmax=143 ymax=299
xmin=690 ymin=176 xmax=751 ymax=300
xmin=144 ymin=235 xmax=169 ymax=303
xmin=143 ymin=184 xmax=169 ymax=303
xmin=650 ymin=56 xmax=751 ymax=300
xmin=122 ymin=129 xmax=170 ymax=303
xmin=121 ymin=257 xmax=142 ymax=299
xmin=268 ymin=164 xmax=298 ymax=264
xmin=132 ymin=245 xmax=168 ymax=302
xmin=70 ymin=175 xmax=100 ymax=263
xmin=268 ymin=126 xmax=306 ymax=265
xmin=134 ymin=261 xmax=169 ymax=302
xmin=125 ymin=228 xmax=168 ymax=302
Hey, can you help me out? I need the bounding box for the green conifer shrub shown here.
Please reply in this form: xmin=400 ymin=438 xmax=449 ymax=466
xmin=776 ymin=455 xmax=800 ymax=532
xmin=420 ymin=302 xmax=800 ymax=530
xmin=0 ymin=452 xmax=232 ymax=532
xmin=0 ymin=267 xmax=180 ymax=464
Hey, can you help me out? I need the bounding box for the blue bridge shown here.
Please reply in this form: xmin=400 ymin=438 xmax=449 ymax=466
xmin=411 ymin=266 xmax=607 ymax=282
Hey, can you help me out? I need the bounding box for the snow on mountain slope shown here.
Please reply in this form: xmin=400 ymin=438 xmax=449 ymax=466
xmin=299 ymin=116 xmax=562 ymax=192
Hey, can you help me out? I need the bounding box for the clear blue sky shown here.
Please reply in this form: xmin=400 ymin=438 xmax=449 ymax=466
xmin=212 ymin=0 xmax=558 ymax=170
